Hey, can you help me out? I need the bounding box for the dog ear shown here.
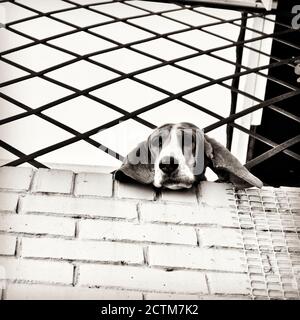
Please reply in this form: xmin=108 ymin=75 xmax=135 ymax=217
xmin=204 ymin=135 xmax=263 ymax=189
xmin=114 ymin=140 xmax=154 ymax=185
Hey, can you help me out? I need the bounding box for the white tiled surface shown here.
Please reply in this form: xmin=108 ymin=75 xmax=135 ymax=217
xmin=0 ymin=0 xmax=261 ymax=169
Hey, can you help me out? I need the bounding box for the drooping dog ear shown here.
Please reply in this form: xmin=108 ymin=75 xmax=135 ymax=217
xmin=204 ymin=135 xmax=263 ymax=189
xmin=113 ymin=140 xmax=154 ymax=185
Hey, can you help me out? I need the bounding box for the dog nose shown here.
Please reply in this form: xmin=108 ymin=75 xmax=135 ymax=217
xmin=159 ymin=156 xmax=179 ymax=174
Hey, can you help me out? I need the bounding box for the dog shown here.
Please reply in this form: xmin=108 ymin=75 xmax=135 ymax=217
xmin=114 ymin=122 xmax=263 ymax=190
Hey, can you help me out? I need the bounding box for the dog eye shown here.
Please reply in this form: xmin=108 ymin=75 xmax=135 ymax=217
xmin=151 ymin=136 xmax=163 ymax=149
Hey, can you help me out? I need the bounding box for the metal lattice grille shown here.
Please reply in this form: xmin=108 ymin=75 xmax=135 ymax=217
xmin=0 ymin=0 xmax=299 ymax=176
xmin=227 ymin=185 xmax=300 ymax=299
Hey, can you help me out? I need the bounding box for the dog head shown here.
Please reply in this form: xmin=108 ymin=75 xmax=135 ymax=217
xmin=114 ymin=122 xmax=263 ymax=190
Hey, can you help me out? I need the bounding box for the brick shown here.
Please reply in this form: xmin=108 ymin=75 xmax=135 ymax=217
xmin=140 ymin=202 xmax=237 ymax=227
xmin=0 ymin=167 xmax=33 ymax=191
xmin=20 ymin=194 xmax=137 ymax=219
xmin=198 ymin=295 xmax=252 ymax=300
xmin=79 ymin=220 xmax=197 ymax=245
xmin=198 ymin=227 xmax=243 ymax=249
xmin=5 ymin=283 xmax=143 ymax=300
xmin=161 ymin=187 xmax=197 ymax=204
xmin=144 ymin=293 xmax=200 ymax=300
xmin=0 ymin=213 xmax=75 ymax=237
xmin=79 ymin=264 xmax=208 ymax=294
xmin=148 ymin=245 xmax=246 ymax=272
xmin=198 ymin=181 xmax=231 ymax=207
xmin=0 ymin=193 xmax=19 ymax=212
xmin=32 ymin=169 xmax=74 ymax=194
xmin=74 ymin=172 xmax=112 ymax=197
xmin=115 ymin=180 xmax=154 ymax=200
xmin=0 ymin=257 xmax=73 ymax=284
xmin=22 ymin=238 xmax=144 ymax=264
xmin=0 ymin=235 xmax=16 ymax=255
xmin=207 ymin=273 xmax=250 ymax=295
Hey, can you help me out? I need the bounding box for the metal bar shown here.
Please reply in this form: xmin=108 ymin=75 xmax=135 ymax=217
xmin=245 ymin=135 xmax=300 ymax=169
xmin=0 ymin=140 xmax=48 ymax=169
xmin=204 ymin=90 xmax=300 ymax=132
xmin=227 ymin=11 xmax=247 ymax=151
xmin=268 ymin=106 xmax=300 ymax=123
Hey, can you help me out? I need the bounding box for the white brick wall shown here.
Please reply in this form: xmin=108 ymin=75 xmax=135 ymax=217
xmin=0 ymin=166 xmax=299 ymax=300
xmin=140 ymin=202 xmax=238 ymax=227
xmin=148 ymin=245 xmax=246 ymax=272
xmin=32 ymin=169 xmax=74 ymax=194
xmin=197 ymin=227 xmax=243 ymax=248
xmin=0 ymin=167 xmax=33 ymax=191
xmin=79 ymin=219 xmax=197 ymax=245
xmin=5 ymin=283 xmax=142 ymax=300
xmin=0 ymin=193 xmax=19 ymax=212
xmin=20 ymin=194 xmax=137 ymax=219
xmin=0 ymin=257 xmax=73 ymax=284
xmin=21 ymin=237 xmax=144 ymax=264
xmin=78 ymin=264 xmax=208 ymax=294
xmin=207 ymin=273 xmax=250 ymax=295
xmin=74 ymin=172 xmax=113 ymax=197
xmin=0 ymin=235 xmax=16 ymax=255
xmin=115 ymin=180 xmax=155 ymax=200
xmin=0 ymin=213 xmax=75 ymax=237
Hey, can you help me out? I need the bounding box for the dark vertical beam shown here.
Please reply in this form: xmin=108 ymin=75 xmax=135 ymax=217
xmin=226 ymin=12 xmax=247 ymax=150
